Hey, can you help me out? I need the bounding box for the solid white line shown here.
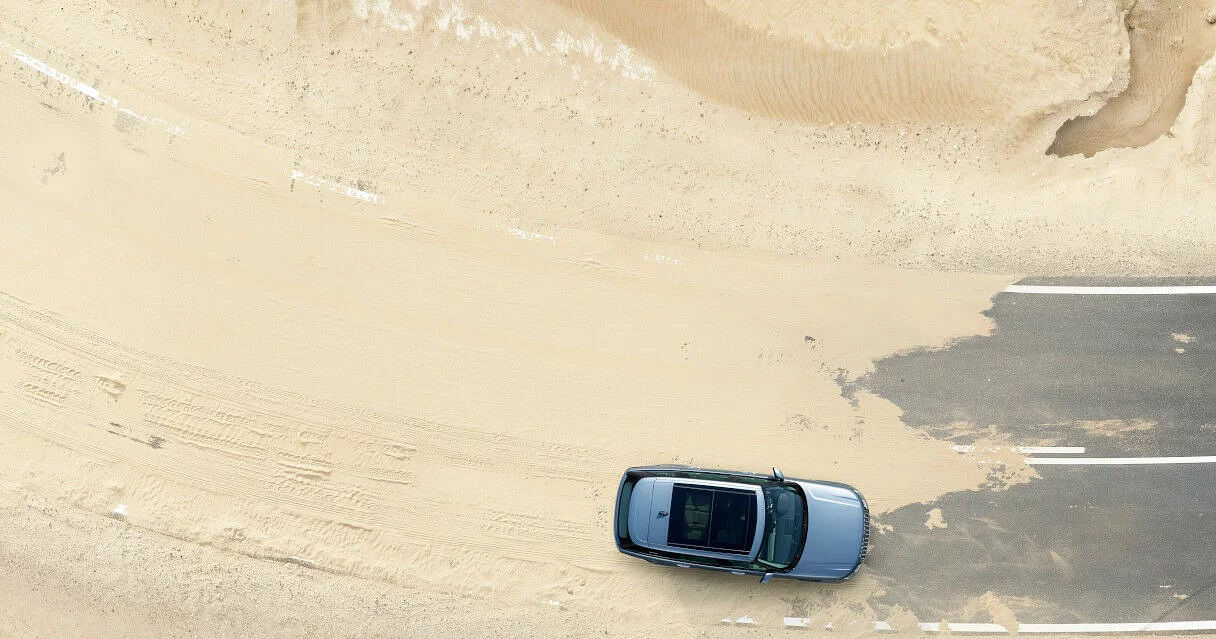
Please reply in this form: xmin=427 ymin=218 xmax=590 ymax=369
xmin=1019 ymin=621 xmax=1216 ymax=633
xmin=1016 ymin=446 xmax=1086 ymax=454
xmin=1005 ymin=284 xmax=1216 ymax=295
xmin=874 ymin=620 xmax=1216 ymax=633
xmin=1027 ymin=455 xmax=1216 ymax=465
xmin=951 ymin=445 xmax=1084 ymax=454
xmin=942 ymin=623 xmax=1010 ymax=633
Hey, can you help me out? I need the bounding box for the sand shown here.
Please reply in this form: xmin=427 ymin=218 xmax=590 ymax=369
xmin=1 ymin=0 xmax=1215 ymax=635
xmin=1051 ymin=0 xmax=1216 ymax=156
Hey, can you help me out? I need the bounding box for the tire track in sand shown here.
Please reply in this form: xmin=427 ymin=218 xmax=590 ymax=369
xmin=0 ymin=293 xmax=637 ymax=597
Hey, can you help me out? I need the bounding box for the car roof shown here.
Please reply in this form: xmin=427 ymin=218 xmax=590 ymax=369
xmin=627 ymin=477 xmax=765 ymax=561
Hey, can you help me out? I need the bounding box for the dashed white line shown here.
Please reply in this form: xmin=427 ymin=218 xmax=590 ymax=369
xmin=353 ymin=0 xmax=657 ymax=82
xmin=506 ymin=227 xmax=556 ymax=244
xmin=5 ymin=43 xmax=188 ymax=138
xmin=1027 ymin=455 xmax=1216 ymax=465
xmin=642 ymin=251 xmax=682 ymax=266
xmin=1005 ymin=284 xmax=1216 ymax=295
xmin=474 ymin=222 xmax=556 ymax=245
xmin=289 ymin=170 xmax=383 ymax=204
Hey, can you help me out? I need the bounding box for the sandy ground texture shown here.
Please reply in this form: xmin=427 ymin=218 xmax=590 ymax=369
xmin=0 ymin=0 xmax=1214 ymax=636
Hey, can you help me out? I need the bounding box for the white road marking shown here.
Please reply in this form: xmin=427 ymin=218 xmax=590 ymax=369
xmin=938 ymin=623 xmax=1010 ymax=633
xmin=1005 ymin=284 xmax=1216 ymax=295
xmin=1019 ymin=621 xmax=1216 ymax=633
xmin=642 ymin=252 xmax=682 ymax=266
xmin=952 ymin=445 xmax=1084 ymax=454
xmin=1016 ymin=446 xmax=1086 ymax=454
xmin=290 ymin=170 xmax=383 ymax=204
xmin=5 ymin=43 xmax=188 ymax=138
xmin=873 ymin=620 xmax=1216 ymax=633
xmin=475 ymin=222 xmax=556 ymax=245
xmin=353 ymin=0 xmax=655 ymax=82
xmin=507 ymin=228 xmax=556 ymax=244
xmin=1027 ymin=455 xmax=1216 ymax=465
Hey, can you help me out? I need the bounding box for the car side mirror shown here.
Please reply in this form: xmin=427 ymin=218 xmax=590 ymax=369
xmin=760 ymin=573 xmax=775 ymax=584
xmin=771 ymin=467 xmax=784 ymax=481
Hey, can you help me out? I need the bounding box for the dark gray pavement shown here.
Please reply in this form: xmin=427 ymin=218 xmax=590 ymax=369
xmin=855 ymin=279 xmax=1216 ymax=624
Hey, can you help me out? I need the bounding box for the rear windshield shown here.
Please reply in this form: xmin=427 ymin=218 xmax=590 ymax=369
xmin=668 ymin=484 xmax=756 ymax=554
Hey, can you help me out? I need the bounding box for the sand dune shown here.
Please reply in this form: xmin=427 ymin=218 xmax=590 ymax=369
xmin=556 ymin=0 xmax=1126 ymax=125
xmin=1050 ymin=0 xmax=1216 ymax=156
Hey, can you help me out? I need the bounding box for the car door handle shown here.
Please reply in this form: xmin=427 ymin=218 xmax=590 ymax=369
xmin=657 ymin=510 xmax=668 ymax=518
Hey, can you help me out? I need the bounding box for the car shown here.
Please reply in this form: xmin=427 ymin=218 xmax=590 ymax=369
xmin=613 ymin=464 xmax=870 ymax=582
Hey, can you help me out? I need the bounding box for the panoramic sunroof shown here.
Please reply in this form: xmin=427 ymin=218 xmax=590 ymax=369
xmin=668 ymin=485 xmax=756 ymax=553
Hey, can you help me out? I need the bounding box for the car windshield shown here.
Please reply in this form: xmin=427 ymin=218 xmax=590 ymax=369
xmin=755 ymin=484 xmax=806 ymax=570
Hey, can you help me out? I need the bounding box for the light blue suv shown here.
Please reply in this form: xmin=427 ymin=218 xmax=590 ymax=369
xmin=614 ymin=465 xmax=870 ymax=582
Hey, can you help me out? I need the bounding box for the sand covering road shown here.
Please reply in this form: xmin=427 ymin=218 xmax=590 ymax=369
xmin=1 ymin=0 xmax=1215 ymax=636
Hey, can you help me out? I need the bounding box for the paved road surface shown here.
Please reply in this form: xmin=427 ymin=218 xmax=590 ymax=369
xmin=860 ymin=278 xmax=1216 ymax=624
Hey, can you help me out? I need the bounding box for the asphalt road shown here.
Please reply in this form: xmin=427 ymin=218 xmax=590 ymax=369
xmin=859 ymin=278 xmax=1216 ymax=625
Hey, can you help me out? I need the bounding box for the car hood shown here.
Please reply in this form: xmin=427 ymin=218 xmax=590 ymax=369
xmin=788 ymin=481 xmax=866 ymax=580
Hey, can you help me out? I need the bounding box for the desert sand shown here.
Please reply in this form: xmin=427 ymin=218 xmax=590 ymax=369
xmin=1 ymin=0 xmax=1214 ymax=636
